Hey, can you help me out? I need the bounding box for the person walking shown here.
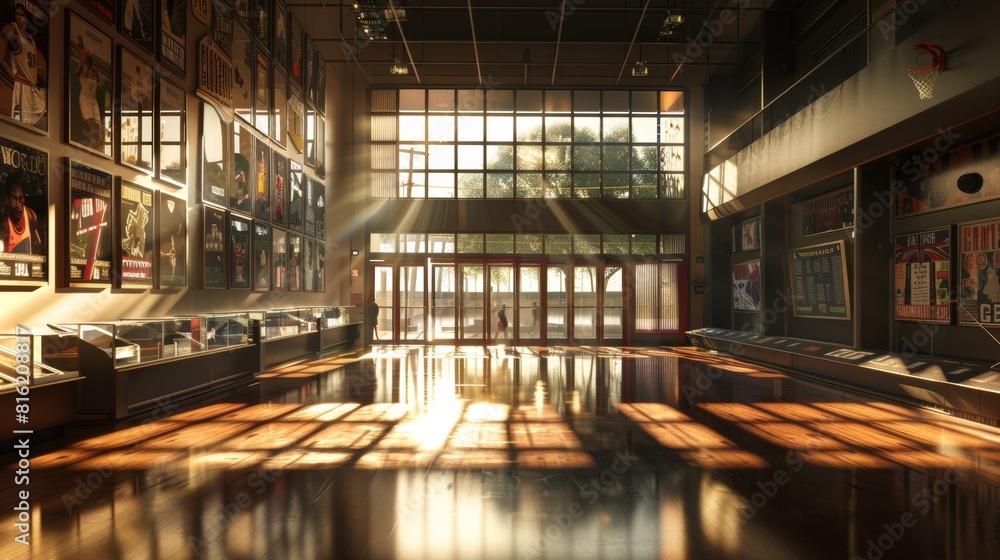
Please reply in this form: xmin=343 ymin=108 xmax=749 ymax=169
xmin=531 ymin=301 xmax=540 ymax=336
xmin=367 ymin=297 xmax=380 ymax=342
xmin=495 ymin=304 xmax=509 ymax=339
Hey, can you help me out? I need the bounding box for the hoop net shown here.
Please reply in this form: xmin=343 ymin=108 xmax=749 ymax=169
xmin=908 ymin=66 xmax=939 ymax=99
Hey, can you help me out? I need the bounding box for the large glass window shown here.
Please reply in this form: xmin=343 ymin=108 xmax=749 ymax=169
xmin=371 ymin=89 xmax=686 ymax=199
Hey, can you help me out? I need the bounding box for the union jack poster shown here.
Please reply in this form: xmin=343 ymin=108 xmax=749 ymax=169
xmin=895 ymin=228 xmax=950 ymax=323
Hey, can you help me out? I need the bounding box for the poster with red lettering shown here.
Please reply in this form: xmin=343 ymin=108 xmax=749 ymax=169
xmin=0 ymin=137 xmax=47 ymax=285
xmin=959 ymin=219 xmax=1000 ymax=326
xmin=894 ymin=228 xmax=950 ymax=323
xmin=803 ymin=186 xmax=854 ymax=237
xmin=114 ymin=179 xmax=154 ymax=288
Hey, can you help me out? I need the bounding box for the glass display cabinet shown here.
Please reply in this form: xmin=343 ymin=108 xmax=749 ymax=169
xmin=254 ymin=308 xmax=319 ymax=340
xmin=0 ymin=327 xmax=79 ymax=390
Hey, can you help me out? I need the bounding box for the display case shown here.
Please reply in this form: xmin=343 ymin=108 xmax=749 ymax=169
xmin=0 ymin=328 xmax=79 ymax=390
xmin=316 ymin=307 xmax=350 ymax=329
xmin=254 ymin=307 xmax=319 ymax=340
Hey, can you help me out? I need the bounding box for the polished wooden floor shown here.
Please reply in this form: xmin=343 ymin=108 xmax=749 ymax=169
xmin=3 ymin=345 xmax=1000 ymax=559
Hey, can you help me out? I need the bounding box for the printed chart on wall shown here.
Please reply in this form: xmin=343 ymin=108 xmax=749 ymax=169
xmin=959 ymin=219 xmax=1000 ymax=327
xmin=894 ymin=228 xmax=950 ymax=323
xmin=0 ymin=137 xmax=47 ymax=285
xmin=732 ymin=259 xmax=761 ymax=312
xmin=789 ymin=240 xmax=851 ymax=319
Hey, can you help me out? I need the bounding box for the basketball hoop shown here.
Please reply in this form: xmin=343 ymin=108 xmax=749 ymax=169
xmin=908 ymin=42 xmax=946 ymax=99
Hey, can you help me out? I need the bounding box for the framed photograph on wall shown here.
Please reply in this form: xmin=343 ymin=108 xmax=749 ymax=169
xmin=67 ymin=160 xmax=113 ymax=287
xmin=271 ymin=67 xmax=286 ymax=146
xmin=228 ymin=213 xmax=250 ymax=289
xmin=118 ymin=0 xmax=153 ymax=54
xmin=203 ymin=205 xmax=225 ymax=288
xmin=253 ymin=138 xmax=270 ymax=222
xmin=0 ymin=0 xmax=50 ymax=135
xmin=252 ymin=221 xmax=269 ymax=290
xmin=287 ymin=231 xmax=301 ymax=291
xmin=894 ymin=228 xmax=950 ymax=323
xmin=288 ymin=159 xmax=303 ymax=232
xmin=737 ymin=216 xmax=759 ymax=252
xmin=271 ymin=227 xmax=286 ymax=289
xmin=287 ymin=86 xmax=303 ymax=153
xmin=114 ymin=179 xmax=154 ymax=288
xmin=156 ymin=76 xmax=185 ymax=187
xmin=200 ymin=101 xmax=229 ymax=207
xmin=67 ymin=11 xmax=113 ymax=158
xmin=156 ymin=191 xmax=186 ymax=288
xmin=253 ymin=50 xmax=269 ymax=136
xmin=272 ymin=0 xmax=287 ymax=74
xmin=159 ymin=0 xmax=185 ymax=77
xmin=118 ymin=46 xmax=154 ymax=174
xmin=231 ymin=121 xmax=253 ymax=214
xmin=271 ymin=152 xmax=288 ymax=226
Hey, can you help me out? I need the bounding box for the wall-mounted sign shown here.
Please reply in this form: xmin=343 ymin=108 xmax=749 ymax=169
xmin=789 ymin=240 xmax=851 ymax=320
xmin=803 ymin=186 xmax=854 ymax=237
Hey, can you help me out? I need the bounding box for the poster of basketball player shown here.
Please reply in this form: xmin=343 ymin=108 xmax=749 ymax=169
xmin=231 ymin=121 xmax=253 ymax=213
xmin=288 ymin=158 xmax=302 ymax=232
xmin=0 ymin=0 xmax=48 ymax=133
xmin=252 ymin=221 xmax=269 ymax=291
xmin=115 ymin=179 xmax=154 ymax=288
xmin=228 ymin=213 xmax=250 ymax=289
xmin=271 ymin=227 xmax=286 ymax=289
xmin=253 ymin=138 xmax=270 ymax=222
xmin=0 ymin=137 xmax=46 ymax=285
xmin=156 ymin=191 xmax=186 ymax=288
xmin=203 ymin=205 xmax=225 ymax=288
xmin=118 ymin=47 xmax=153 ymax=173
xmin=159 ymin=0 xmax=185 ymax=77
xmin=68 ymin=11 xmax=112 ymax=158
xmin=271 ymin=152 xmax=287 ymax=226
xmin=67 ymin=160 xmax=112 ymax=286
xmin=118 ymin=0 xmax=152 ymax=54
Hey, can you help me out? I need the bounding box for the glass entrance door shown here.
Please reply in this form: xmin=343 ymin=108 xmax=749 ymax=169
xmin=372 ymin=265 xmax=393 ymax=342
xmin=399 ymin=265 xmax=425 ymax=341
xmin=459 ymin=264 xmax=484 ymax=340
xmin=430 ymin=263 xmax=456 ymax=342
xmin=487 ymin=264 xmax=514 ymax=342
xmin=518 ymin=264 xmax=542 ymax=341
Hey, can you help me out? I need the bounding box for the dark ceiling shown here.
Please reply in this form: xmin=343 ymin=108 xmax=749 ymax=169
xmin=289 ymin=1 xmax=769 ymax=86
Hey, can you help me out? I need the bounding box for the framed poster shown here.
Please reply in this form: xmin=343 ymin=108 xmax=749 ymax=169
xmin=67 ymin=160 xmax=112 ymax=286
xmin=312 ymin=175 xmax=324 ymax=238
xmin=156 ymin=191 xmax=186 ymax=288
xmin=115 ymin=179 xmax=154 ymax=288
xmin=288 ymin=13 xmax=302 ymax=88
xmin=118 ymin=47 xmax=154 ymax=174
xmin=272 ymin=0 xmax=287 ymax=73
xmin=895 ymin=228 xmax=950 ymax=323
xmin=303 ymin=174 xmax=315 ymax=237
xmin=316 ymin=241 xmax=324 ymax=292
xmin=67 ymin=11 xmax=113 ymax=158
xmin=200 ymin=101 xmax=229 ymax=207
xmin=304 ymin=33 xmax=315 ymax=106
xmin=156 ymin=76 xmax=185 ymax=187
xmin=958 ymin=219 xmax=1000 ymax=327
xmin=303 ymin=237 xmax=315 ymax=291
xmin=315 ymin=52 xmax=325 ymax=115
xmin=254 ymin=49 xmax=269 ymax=135
xmin=252 ymin=221 xmax=269 ymax=290
xmin=232 ymin=20 xmax=252 ymax=123
xmin=315 ymin=114 xmax=325 ymax=179
xmin=118 ymin=0 xmax=153 ymax=54
xmin=287 ymin=86 xmax=304 ymax=153
xmin=803 ymin=186 xmax=854 ymax=237
xmin=896 ymin=134 xmax=1000 ymax=218
xmin=288 ymin=159 xmax=303 ymax=232
xmin=159 ymin=0 xmax=185 ymax=77
xmin=0 ymin=0 xmax=49 ymax=134
xmin=304 ymin=105 xmax=316 ymax=169
xmin=271 ymin=152 xmax=288 ymax=226
xmin=788 ymin=240 xmax=851 ymax=319
xmin=228 ymin=213 xmax=250 ymax=289
xmin=271 ymin=67 xmax=287 ymax=146
xmin=81 ymin=0 xmax=113 ymax=24
xmin=252 ymin=0 xmax=268 ymax=50
xmin=0 ymin=138 xmax=46 ymax=285
xmin=737 ymin=216 xmax=759 ymax=252
xmin=271 ymin=227 xmax=286 ymax=289
xmin=192 ymin=0 xmax=208 ymax=26
xmin=253 ymin=138 xmax=270 ymax=222
xmin=287 ymin=231 xmax=301 ymax=291
xmin=231 ymin=121 xmax=253 ymax=214
xmin=203 ymin=205 xmax=225 ymax=288
xmin=732 ymin=259 xmax=761 ymax=312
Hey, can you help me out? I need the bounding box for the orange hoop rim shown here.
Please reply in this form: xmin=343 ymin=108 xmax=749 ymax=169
xmin=908 ymin=42 xmax=946 ymax=73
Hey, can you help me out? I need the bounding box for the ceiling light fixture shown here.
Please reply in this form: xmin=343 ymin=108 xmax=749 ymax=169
xmin=390 ymin=58 xmax=409 ymax=75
